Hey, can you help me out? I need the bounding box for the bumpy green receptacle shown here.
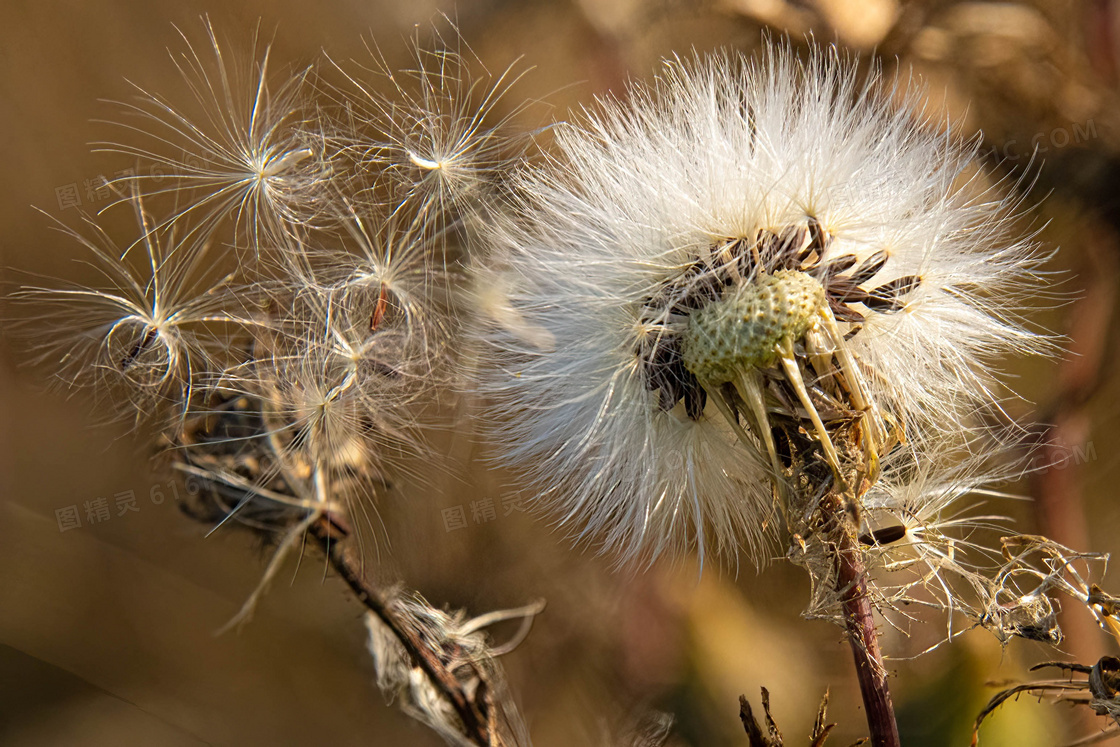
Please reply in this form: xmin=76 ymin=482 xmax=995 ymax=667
xmin=681 ymin=270 xmax=827 ymax=383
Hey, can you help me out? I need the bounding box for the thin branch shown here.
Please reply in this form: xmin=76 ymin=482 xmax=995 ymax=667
xmin=307 ymin=514 xmax=494 ymax=747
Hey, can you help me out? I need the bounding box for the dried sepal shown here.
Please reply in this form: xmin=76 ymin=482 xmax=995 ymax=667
xmin=365 ymin=594 xmax=543 ymax=747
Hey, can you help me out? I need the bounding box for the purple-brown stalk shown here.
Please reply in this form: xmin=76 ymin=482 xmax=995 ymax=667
xmin=823 ymin=491 xmax=900 ymax=747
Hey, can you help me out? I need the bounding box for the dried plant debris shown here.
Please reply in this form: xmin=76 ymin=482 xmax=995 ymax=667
xmin=1087 ymin=585 xmax=1120 ymax=645
xmin=739 ymin=688 xmax=858 ymax=747
xmin=365 ymin=594 xmax=543 ymax=747
xmin=973 ymin=658 xmax=1120 ymax=746
xmin=808 ymin=531 xmax=1109 ymax=654
xmin=974 ymin=578 xmax=1120 ymax=745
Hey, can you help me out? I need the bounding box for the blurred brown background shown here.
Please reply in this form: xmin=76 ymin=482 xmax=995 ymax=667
xmin=4 ymin=1 xmax=1120 ymax=745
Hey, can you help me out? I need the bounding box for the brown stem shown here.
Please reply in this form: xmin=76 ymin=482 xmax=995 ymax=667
xmin=307 ymin=515 xmax=493 ymax=747
xmin=823 ymin=493 xmax=900 ymax=747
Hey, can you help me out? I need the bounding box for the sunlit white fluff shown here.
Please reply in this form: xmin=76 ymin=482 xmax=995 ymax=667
xmin=479 ymin=42 xmax=1050 ymax=567
xmin=325 ymin=24 xmax=529 ymax=239
xmin=13 ymin=194 xmax=236 ymax=424
xmin=99 ymin=19 xmax=336 ymax=245
xmin=829 ymin=432 xmax=1024 ymax=635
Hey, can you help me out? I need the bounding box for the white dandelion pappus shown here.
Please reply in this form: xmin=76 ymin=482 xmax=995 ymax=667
xmin=480 ymin=42 xmax=1050 ymax=567
xmin=832 ymin=434 xmax=1024 ymax=638
xmin=324 ymin=23 xmax=531 ymax=237
xmin=325 ymin=203 xmax=462 ymax=360
xmin=98 ymin=18 xmax=335 ymax=246
xmin=13 ymin=193 xmax=237 ymax=425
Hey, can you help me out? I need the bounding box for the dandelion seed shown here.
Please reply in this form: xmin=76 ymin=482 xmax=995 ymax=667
xmin=324 ymin=202 xmax=460 ymax=354
xmin=324 ymin=21 xmax=532 ymax=239
xmin=98 ymin=18 xmax=336 ymax=247
xmin=13 ymin=193 xmax=237 ymax=424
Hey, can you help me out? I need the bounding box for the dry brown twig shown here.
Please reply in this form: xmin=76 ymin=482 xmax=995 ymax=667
xmin=973 ymin=658 xmax=1120 ymax=746
xmin=171 ymin=390 xmax=541 ymax=747
xmin=739 ymin=687 xmax=856 ymax=747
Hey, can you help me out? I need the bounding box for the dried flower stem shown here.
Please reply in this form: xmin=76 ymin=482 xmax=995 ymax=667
xmin=307 ymin=514 xmax=494 ymax=746
xmin=822 ymin=491 xmax=900 ymax=747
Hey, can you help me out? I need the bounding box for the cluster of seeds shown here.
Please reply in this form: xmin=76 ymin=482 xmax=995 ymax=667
xmin=634 ymin=217 xmax=926 ymax=526
xmin=639 ymin=220 xmax=922 ymax=424
xmin=681 ymin=269 xmax=827 ymax=381
xmin=13 ymin=22 xmax=530 ymax=578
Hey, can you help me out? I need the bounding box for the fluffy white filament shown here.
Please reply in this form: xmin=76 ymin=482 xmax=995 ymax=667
xmin=479 ymin=42 xmax=1050 ymax=568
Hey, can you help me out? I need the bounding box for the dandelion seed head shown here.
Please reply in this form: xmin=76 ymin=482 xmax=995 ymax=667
xmin=681 ymin=269 xmax=827 ymax=379
xmin=481 ymin=41 xmax=1051 ymax=567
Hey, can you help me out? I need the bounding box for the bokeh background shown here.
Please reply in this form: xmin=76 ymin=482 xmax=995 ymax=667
xmin=3 ymin=1 xmax=1120 ymax=745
